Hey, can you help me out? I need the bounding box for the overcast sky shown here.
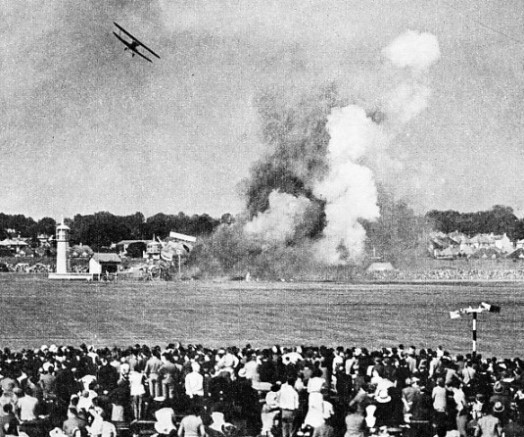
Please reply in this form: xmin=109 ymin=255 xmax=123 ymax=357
xmin=1 ymin=0 xmax=523 ymax=219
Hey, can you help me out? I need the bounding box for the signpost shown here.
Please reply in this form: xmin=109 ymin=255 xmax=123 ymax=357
xmin=449 ymin=302 xmax=500 ymax=353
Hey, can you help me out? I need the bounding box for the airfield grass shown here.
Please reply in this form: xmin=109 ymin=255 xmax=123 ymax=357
xmin=1 ymin=275 xmax=524 ymax=358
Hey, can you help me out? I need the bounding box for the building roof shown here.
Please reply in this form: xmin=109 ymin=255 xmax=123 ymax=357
xmin=507 ymin=248 xmax=524 ymax=259
xmin=0 ymin=239 xmax=28 ymax=247
xmin=366 ymin=262 xmax=395 ymax=272
xmin=114 ymin=240 xmax=151 ymax=246
xmin=168 ymin=231 xmax=197 ymax=243
xmin=91 ymin=253 xmax=121 ymax=263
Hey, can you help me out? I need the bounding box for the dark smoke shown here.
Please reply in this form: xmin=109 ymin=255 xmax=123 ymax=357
xmin=241 ymin=84 xmax=345 ymax=240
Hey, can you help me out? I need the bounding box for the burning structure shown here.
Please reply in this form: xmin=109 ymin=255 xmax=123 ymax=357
xmin=243 ymin=31 xmax=440 ymax=262
xmin=190 ymin=31 xmax=442 ymax=279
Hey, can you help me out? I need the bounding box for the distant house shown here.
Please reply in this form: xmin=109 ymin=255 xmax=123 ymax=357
xmin=448 ymin=231 xmax=467 ymax=243
xmin=507 ymin=248 xmax=524 ymax=260
xmin=89 ymin=253 xmax=121 ymax=277
xmin=429 ymin=231 xmax=514 ymax=259
xmin=436 ymin=246 xmax=460 ymax=259
xmin=0 ymin=238 xmax=28 ymax=254
xmin=37 ymin=234 xmax=53 ymax=248
xmin=493 ymin=233 xmax=513 ymax=253
xmin=470 ymin=247 xmax=503 ymax=259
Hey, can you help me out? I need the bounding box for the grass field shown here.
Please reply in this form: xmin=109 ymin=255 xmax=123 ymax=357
xmin=1 ymin=275 xmax=523 ymax=358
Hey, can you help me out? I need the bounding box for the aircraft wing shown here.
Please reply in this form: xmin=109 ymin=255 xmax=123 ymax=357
xmin=134 ymin=50 xmax=153 ymax=63
xmin=135 ymin=40 xmax=160 ymax=59
xmin=113 ymin=32 xmax=133 ymax=49
xmin=113 ymin=32 xmax=153 ymax=63
xmin=114 ymin=22 xmax=136 ymax=39
xmin=114 ymin=22 xmax=160 ymax=59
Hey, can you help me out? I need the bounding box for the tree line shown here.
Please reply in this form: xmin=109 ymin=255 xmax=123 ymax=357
xmin=426 ymin=205 xmax=523 ymax=240
xmin=2 ymin=204 xmax=523 ymax=255
xmin=0 ymin=211 xmax=231 ymax=250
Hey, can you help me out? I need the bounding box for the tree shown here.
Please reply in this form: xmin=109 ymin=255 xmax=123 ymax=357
xmin=362 ymin=186 xmax=428 ymax=262
xmin=35 ymin=217 xmax=56 ymax=236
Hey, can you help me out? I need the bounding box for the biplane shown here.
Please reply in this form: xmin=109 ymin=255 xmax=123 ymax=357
xmin=113 ymin=22 xmax=160 ymax=63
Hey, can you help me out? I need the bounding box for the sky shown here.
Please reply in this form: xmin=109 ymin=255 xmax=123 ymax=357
xmin=1 ymin=0 xmax=523 ymax=220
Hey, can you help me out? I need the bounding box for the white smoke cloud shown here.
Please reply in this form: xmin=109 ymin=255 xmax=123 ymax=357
xmin=313 ymin=107 xmax=381 ymax=263
xmin=244 ymin=191 xmax=311 ymax=243
xmin=382 ymin=30 xmax=441 ymax=72
xmin=240 ymin=30 xmax=440 ymax=264
xmin=312 ymin=31 xmax=440 ymax=264
xmin=385 ymin=82 xmax=432 ymax=125
xmin=383 ymin=31 xmax=441 ymax=126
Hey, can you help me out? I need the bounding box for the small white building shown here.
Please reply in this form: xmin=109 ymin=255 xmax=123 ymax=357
xmin=366 ymin=262 xmax=395 ymax=273
xmin=89 ymin=253 xmax=122 ymax=278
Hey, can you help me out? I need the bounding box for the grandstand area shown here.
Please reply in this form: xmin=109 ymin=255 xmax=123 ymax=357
xmin=0 ymin=275 xmax=522 ymax=358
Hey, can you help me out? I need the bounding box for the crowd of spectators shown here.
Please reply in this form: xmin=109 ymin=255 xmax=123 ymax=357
xmin=365 ymin=269 xmax=524 ymax=282
xmin=0 ymin=342 xmax=521 ymax=437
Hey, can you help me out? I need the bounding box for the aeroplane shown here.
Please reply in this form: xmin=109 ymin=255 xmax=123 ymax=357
xmin=113 ymin=22 xmax=160 ymax=63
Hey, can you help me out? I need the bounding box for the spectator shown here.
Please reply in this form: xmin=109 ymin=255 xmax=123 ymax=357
xmin=474 ymin=403 xmax=503 ymax=437
xmin=260 ymin=384 xmax=280 ymax=436
xmin=145 ymin=350 xmax=163 ymax=400
xmin=343 ymin=404 xmax=364 ymax=437
xmin=62 ymin=408 xmax=86 ymax=437
xmin=0 ymin=403 xmax=18 ymax=437
xmin=153 ymin=406 xmax=177 ymax=437
xmin=279 ymin=377 xmax=299 ymax=437
xmin=177 ymin=404 xmax=205 ymax=437
xmin=185 ymin=362 xmax=204 ymax=402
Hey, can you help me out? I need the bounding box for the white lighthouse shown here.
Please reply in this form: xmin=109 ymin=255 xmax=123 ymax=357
xmin=55 ymin=221 xmax=70 ymax=274
xmin=49 ymin=219 xmax=91 ymax=281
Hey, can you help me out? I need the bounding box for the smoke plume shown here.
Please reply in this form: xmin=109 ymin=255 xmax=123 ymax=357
xmin=240 ymin=30 xmax=441 ymax=267
xmin=244 ymin=191 xmax=312 ymax=244
xmin=309 ymin=31 xmax=440 ymax=263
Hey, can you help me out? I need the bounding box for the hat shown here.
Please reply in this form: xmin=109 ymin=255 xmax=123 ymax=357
xmin=493 ymin=382 xmax=504 ymax=394
xmin=238 ymin=368 xmax=247 ymax=378
xmin=493 ymin=401 xmax=505 ymax=413
xmin=375 ymin=390 xmax=391 ymax=404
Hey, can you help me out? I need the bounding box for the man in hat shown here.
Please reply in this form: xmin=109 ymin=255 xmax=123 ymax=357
xmin=490 ymin=381 xmax=511 ymax=414
xmin=373 ymin=390 xmax=394 ymax=428
xmin=474 ymin=403 xmax=502 ymax=437
xmin=402 ymin=378 xmax=420 ymax=415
